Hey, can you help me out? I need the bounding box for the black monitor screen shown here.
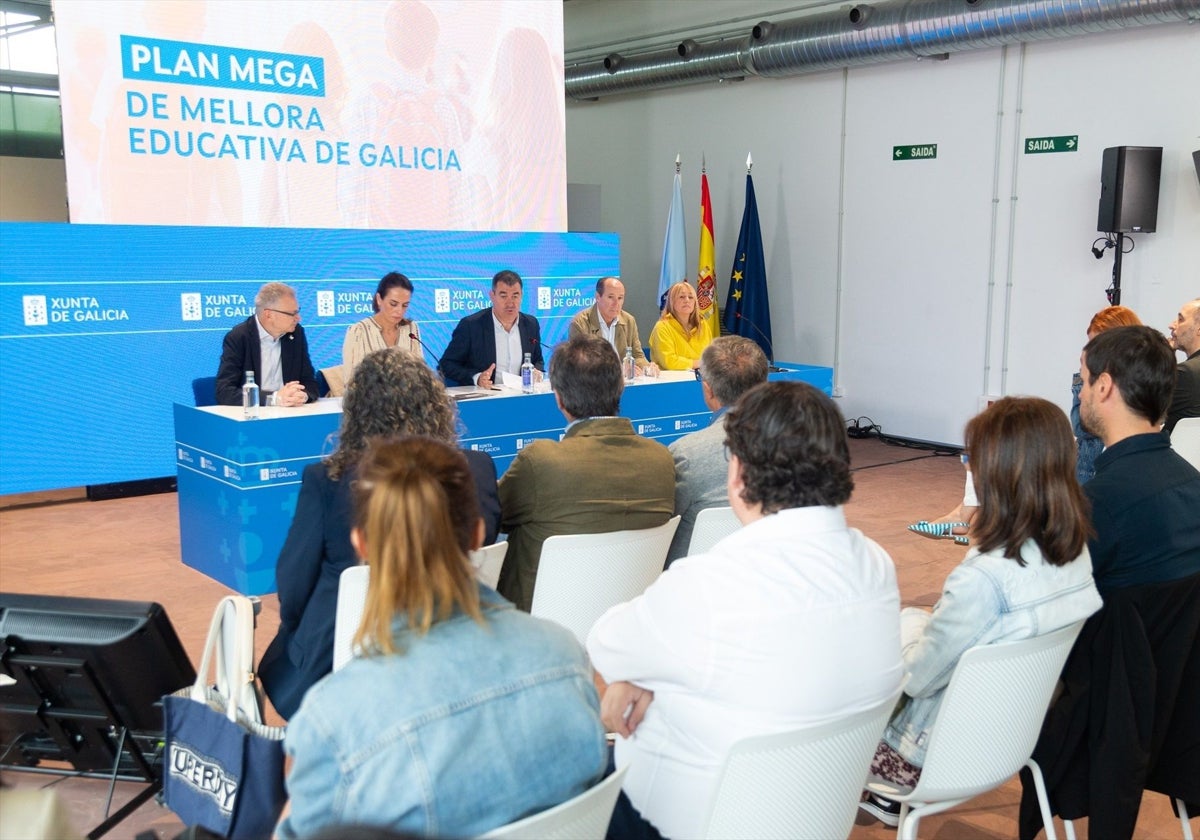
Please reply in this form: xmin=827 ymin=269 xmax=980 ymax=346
xmin=0 ymin=593 xmax=196 ymax=773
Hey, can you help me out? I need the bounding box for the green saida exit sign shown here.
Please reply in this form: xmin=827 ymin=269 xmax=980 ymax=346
xmin=893 ymin=144 xmax=937 ymax=161
xmin=1025 ymin=135 xmax=1078 ymax=154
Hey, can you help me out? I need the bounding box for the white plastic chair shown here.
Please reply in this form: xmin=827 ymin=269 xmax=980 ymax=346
xmin=702 ymin=688 xmax=903 ymax=840
xmin=530 ymin=516 xmax=680 ymax=645
xmin=334 ymin=543 xmax=510 ymax=671
xmin=332 ymin=564 xmax=370 ymax=672
xmin=1171 ymin=417 xmax=1200 ymax=471
xmin=687 ymin=506 xmax=742 ymax=556
xmin=480 ymin=766 xmax=628 ymax=839
xmin=471 ymin=540 xmax=509 ymax=590
xmin=1173 ymin=800 xmax=1195 ymax=840
xmin=865 ymin=620 xmax=1085 ymax=840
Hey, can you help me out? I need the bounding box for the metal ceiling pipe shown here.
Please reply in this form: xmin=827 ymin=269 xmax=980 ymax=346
xmin=565 ymin=0 xmax=1200 ymax=100
xmin=750 ymin=0 xmax=1200 ymax=74
xmin=567 ymin=36 xmax=751 ymax=100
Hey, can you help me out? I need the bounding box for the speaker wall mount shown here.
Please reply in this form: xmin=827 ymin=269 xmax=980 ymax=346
xmin=1094 ymin=145 xmax=1162 ymax=306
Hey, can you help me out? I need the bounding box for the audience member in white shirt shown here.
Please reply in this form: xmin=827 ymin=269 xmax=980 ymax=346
xmin=587 ymin=380 xmax=904 ymax=840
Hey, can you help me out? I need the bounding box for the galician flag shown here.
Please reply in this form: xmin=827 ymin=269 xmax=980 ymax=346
xmin=658 ymin=158 xmax=687 ymax=310
xmin=696 ymin=164 xmax=720 ymax=339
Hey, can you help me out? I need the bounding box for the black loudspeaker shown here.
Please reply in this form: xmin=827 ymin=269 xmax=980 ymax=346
xmin=1096 ymin=145 xmax=1162 ymax=233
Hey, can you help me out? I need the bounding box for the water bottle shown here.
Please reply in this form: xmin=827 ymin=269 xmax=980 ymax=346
xmin=520 ymin=352 xmax=534 ymax=394
xmin=242 ymin=371 xmax=260 ymax=420
xmin=623 ymin=346 xmax=636 ymax=383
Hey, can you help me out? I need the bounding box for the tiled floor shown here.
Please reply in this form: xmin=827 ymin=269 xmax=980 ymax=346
xmin=0 ymin=437 xmax=1189 ymax=838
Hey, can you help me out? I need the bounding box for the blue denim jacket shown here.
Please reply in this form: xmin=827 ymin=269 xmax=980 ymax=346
xmin=884 ymin=540 xmax=1102 ymax=768
xmin=277 ymin=586 xmax=607 ymax=838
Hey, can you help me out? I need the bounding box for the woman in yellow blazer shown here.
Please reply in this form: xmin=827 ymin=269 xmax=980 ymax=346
xmin=649 ymin=281 xmax=712 ymax=371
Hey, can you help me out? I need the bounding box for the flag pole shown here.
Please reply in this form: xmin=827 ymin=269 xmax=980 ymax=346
xmin=724 ymin=153 xmax=772 ymax=362
xmin=659 ymin=154 xmax=688 ymax=312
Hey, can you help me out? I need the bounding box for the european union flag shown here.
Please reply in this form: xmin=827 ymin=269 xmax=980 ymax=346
xmin=722 ymin=173 xmax=772 ymax=359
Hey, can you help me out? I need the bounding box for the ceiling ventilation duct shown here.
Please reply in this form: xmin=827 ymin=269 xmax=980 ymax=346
xmin=565 ymin=0 xmax=1200 ymax=100
xmin=568 ymin=36 xmax=750 ymax=100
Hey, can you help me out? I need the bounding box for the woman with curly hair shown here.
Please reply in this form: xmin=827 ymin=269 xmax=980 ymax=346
xmin=259 ymin=350 xmax=501 ymax=719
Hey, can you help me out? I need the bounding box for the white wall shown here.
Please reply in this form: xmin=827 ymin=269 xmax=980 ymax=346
xmin=565 ymin=7 xmax=1200 ymax=445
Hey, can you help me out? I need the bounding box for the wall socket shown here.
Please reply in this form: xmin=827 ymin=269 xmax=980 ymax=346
xmin=833 ymin=385 xmax=846 ymax=398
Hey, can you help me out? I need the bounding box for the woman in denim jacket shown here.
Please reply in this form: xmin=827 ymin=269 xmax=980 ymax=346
xmin=278 ymin=438 xmax=607 ymax=838
xmin=861 ymin=397 xmax=1103 ymax=827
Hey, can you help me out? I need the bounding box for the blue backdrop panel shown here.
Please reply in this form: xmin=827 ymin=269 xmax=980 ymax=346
xmin=0 ymin=223 xmax=617 ymax=494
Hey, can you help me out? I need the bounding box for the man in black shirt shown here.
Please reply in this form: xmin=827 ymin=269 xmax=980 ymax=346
xmin=1077 ymin=325 xmax=1200 ymax=595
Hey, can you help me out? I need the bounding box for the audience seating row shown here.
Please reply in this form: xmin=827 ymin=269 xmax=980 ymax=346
xmin=329 ymin=507 xmax=1091 ymax=840
xmin=310 ymin=496 xmax=1199 ymax=838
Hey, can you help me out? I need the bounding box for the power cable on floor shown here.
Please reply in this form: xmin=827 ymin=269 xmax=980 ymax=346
xmin=846 ymin=415 xmax=962 ymax=457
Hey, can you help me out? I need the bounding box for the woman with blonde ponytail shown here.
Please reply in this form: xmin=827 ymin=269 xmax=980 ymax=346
xmin=278 ymin=437 xmax=607 ymax=839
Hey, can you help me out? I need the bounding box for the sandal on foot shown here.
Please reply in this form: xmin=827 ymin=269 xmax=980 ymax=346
xmin=907 ymin=521 xmax=970 ymax=543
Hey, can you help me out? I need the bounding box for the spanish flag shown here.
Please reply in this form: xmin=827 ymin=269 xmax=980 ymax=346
xmin=696 ymin=165 xmax=720 ymax=339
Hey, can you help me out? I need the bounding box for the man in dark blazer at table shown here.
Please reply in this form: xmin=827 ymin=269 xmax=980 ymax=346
xmin=215 ymin=281 xmax=320 ymax=406
xmin=439 ymin=269 xmax=545 ymax=387
xmin=496 ymin=336 xmax=675 ymax=611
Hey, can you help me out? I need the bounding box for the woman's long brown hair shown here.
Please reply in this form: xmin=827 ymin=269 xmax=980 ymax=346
xmin=966 ymin=397 xmax=1091 ymax=566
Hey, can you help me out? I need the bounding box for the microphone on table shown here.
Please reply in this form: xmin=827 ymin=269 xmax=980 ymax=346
xmin=535 ymin=338 xmax=561 ymax=371
xmin=523 ymin=338 xmax=559 ymax=387
xmin=409 ymin=332 xmax=444 ymax=380
xmin=734 ymin=313 xmax=786 ymax=373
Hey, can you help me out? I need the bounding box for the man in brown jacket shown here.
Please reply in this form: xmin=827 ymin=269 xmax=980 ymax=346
xmin=567 ymin=276 xmax=659 ymax=376
xmin=496 ymin=336 xmax=675 ymax=611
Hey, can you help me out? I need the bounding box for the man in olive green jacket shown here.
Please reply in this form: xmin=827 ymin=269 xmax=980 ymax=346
xmin=497 ymin=336 xmax=675 ymax=611
xmin=567 ymin=277 xmax=658 ymax=375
